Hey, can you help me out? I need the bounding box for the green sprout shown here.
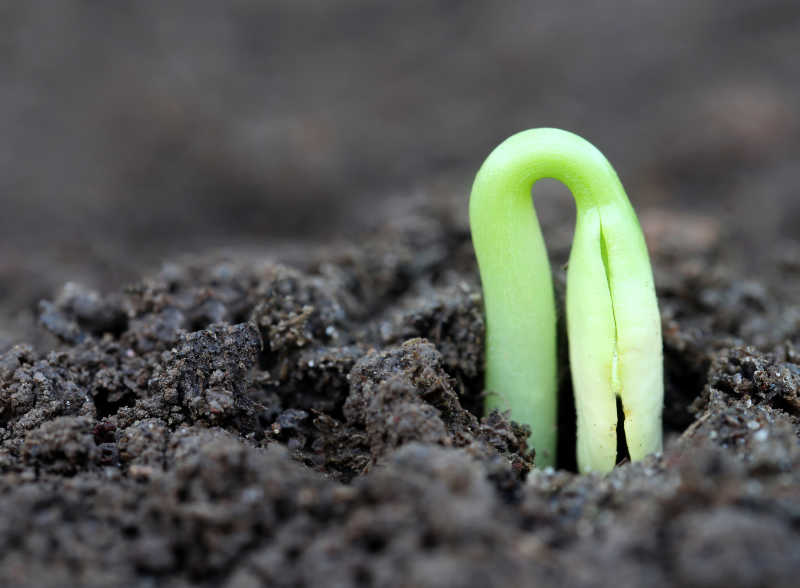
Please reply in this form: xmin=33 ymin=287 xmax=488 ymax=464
xmin=469 ymin=128 xmax=662 ymax=472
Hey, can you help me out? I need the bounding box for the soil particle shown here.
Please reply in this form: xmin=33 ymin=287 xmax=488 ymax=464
xmin=704 ymin=345 xmax=800 ymax=414
xmin=148 ymin=322 xmax=262 ymax=428
xmin=343 ymin=339 xmax=532 ymax=481
xmin=22 ymin=415 xmax=100 ymax=474
xmin=38 ymin=282 xmax=129 ymax=344
xmin=343 ymin=339 xmax=472 ymax=449
xmin=371 ymin=282 xmax=485 ymax=381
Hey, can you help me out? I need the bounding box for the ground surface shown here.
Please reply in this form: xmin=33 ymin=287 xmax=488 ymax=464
xmin=1 ymin=194 xmax=799 ymax=587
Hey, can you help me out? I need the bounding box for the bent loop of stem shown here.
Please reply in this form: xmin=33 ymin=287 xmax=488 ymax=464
xmin=469 ymin=128 xmax=663 ymax=472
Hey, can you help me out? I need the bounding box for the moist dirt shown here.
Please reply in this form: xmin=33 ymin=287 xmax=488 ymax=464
xmin=1 ymin=196 xmax=799 ymax=587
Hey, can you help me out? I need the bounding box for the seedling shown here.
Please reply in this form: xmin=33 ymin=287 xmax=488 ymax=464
xmin=469 ymin=128 xmax=662 ymax=472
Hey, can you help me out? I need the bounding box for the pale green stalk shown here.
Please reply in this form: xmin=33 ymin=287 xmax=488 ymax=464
xmin=469 ymin=128 xmax=662 ymax=472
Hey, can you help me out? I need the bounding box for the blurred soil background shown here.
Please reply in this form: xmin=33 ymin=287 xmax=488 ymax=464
xmin=2 ymin=0 xmax=800 ymax=349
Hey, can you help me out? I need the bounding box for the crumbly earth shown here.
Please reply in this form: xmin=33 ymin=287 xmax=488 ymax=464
xmin=1 ymin=198 xmax=799 ymax=587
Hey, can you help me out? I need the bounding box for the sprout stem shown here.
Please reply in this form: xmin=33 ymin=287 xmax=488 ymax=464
xmin=469 ymin=128 xmax=662 ymax=472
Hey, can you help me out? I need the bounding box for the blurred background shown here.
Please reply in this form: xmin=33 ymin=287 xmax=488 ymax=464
xmin=2 ymin=0 xmax=799 ymax=346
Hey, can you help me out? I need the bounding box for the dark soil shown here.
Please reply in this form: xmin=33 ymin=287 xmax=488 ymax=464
xmin=3 ymin=3 xmax=800 ymax=585
xmin=1 ymin=195 xmax=799 ymax=587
